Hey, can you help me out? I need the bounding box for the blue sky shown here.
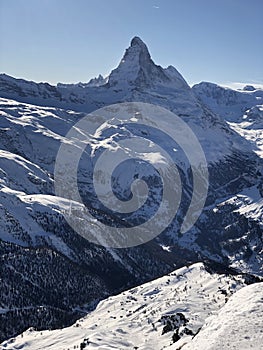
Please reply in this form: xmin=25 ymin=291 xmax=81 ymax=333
xmin=0 ymin=0 xmax=262 ymax=87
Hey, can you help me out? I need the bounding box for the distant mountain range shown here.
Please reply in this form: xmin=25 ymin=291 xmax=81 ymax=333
xmin=0 ymin=36 xmax=262 ymax=343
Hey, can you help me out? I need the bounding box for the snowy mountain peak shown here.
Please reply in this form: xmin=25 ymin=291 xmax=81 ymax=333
xmin=107 ymin=36 xmax=153 ymax=88
xmin=125 ymin=36 xmax=151 ymax=63
xmin=85 ymin=74 xmax=107 ymax=87
xmin=107 ymin=36 xmax=188 ymax=89
xmin=130 ymin=36 xmax=149 ymax=51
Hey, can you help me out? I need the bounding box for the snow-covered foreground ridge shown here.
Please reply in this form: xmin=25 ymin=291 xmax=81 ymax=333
xmin=180 ymin=281 xmax=263 ymax=350
xmin=1 ymin=263 xmax=262 ymax=350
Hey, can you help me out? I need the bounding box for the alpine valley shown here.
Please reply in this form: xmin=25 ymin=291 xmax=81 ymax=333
xmin=0 ymin=37 xmax=262 ymax=349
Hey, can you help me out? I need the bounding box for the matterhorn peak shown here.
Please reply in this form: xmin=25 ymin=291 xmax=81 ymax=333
xmin=130 ymin=36 xmax=149 ymax=50
xmin=120 ymin=36 xmax=152 ymax=68
xmin=108 ymin=36 xmax=167 ymax=88
xmin=107 ymin=36 xmax=188 ymax=91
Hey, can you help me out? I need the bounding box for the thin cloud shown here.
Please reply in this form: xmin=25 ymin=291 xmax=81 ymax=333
xmin=153 ymin=5 xmax=160 ymax=9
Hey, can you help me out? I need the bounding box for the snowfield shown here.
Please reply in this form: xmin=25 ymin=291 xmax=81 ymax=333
xmin=179 ymin=282 xmax=263 ymax=350
xmin=2 ymin=263 xmax=259 ymax=350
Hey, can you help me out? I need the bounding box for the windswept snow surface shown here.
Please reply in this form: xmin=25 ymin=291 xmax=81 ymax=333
xmin=1 ymin=263 xmax=250 ymax=350
xmin=178 ymin=282 xmax=263 ymax=350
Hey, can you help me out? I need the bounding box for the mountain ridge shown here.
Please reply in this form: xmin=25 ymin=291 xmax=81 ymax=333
xmin=0 ymin=36 xmax=262 ymax=342
xmin=2 ymin=262 xmax=262 ymax=350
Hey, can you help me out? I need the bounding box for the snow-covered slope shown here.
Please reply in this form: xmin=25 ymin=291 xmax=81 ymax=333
xmin=178 ymin=281 xmax=263 ymax=350
xmin=0 ymin=37 xmax=262 ymax=341
xmin=193 ymin=82 xmax=263 ymax=158
xmin=228 ymin=105 xmax=263 ymax=158
xmin=2 ymin=263 xmax=256 ymax=350
xmin=192 ymin=82 xmax=263 ymax=122
xmin=0 ymin=96 xmax=261 ymax=271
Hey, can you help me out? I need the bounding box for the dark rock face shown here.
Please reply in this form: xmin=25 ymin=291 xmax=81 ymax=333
xmin=243 ymin=85 xmax=256 ymax=91
xmin=160 ymin=312 xmax=188 ymax=335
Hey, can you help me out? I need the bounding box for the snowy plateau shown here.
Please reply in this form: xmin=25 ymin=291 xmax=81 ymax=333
xmin=0 ymin=37 xmax=262 ymax=349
